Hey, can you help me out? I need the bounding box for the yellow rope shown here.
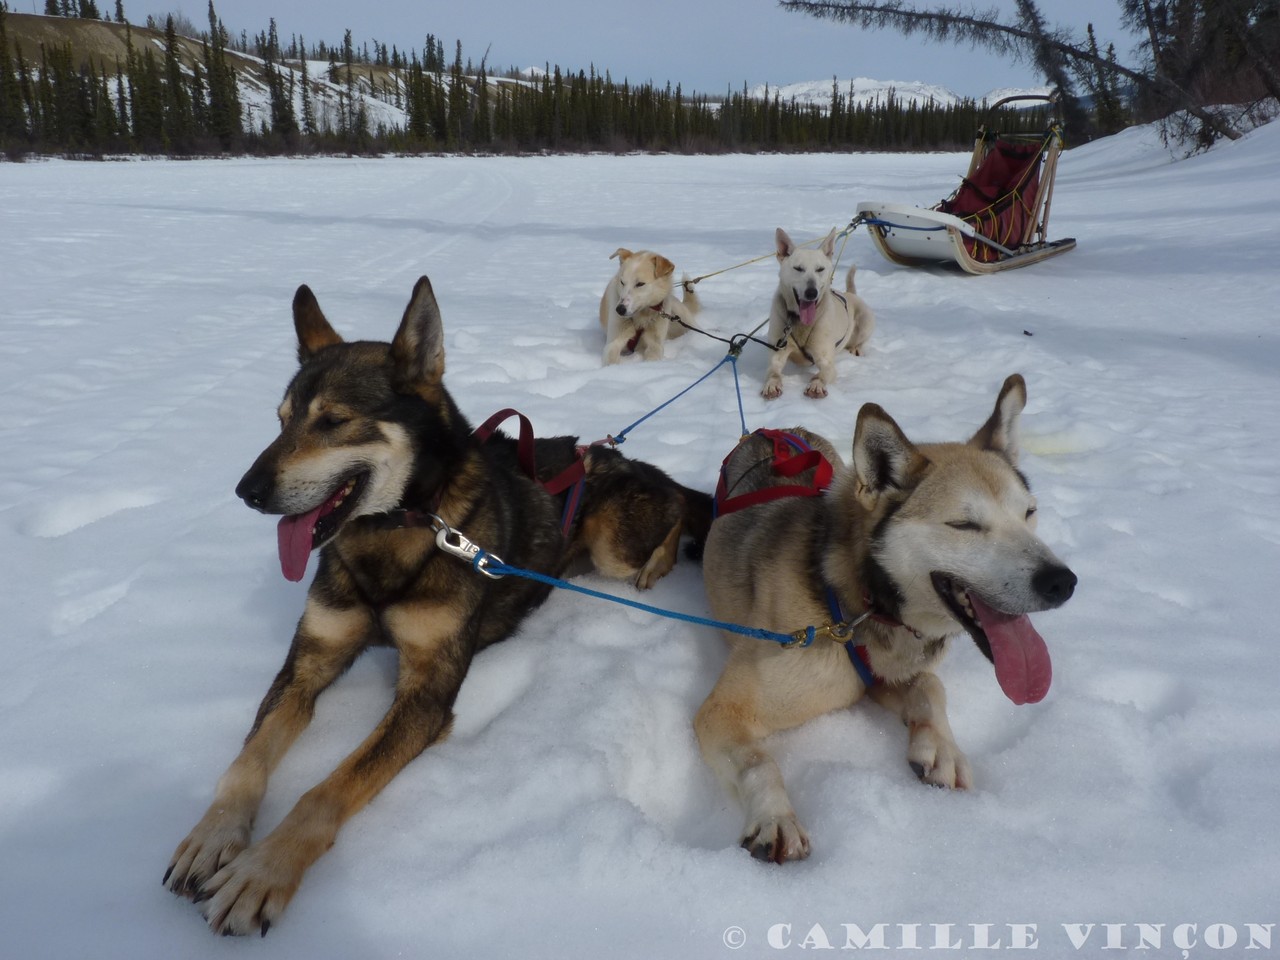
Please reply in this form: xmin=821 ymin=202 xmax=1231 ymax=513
xmin=686 ymin=223 xmax=861 ymax=285
xmin=685 ymin=250 xmax=777 ymax=285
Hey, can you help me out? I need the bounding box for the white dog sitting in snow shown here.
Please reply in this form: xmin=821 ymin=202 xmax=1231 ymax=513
xmin=762 ymin=227 xmax=874 ymax=399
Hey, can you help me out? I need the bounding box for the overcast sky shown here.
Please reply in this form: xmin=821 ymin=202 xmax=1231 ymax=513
xmin=133 ymin=0 xmax=1132 ymax=99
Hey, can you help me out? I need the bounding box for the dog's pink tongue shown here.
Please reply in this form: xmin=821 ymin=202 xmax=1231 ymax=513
xmin=969 ymin=593 xmax=1052 ymax=705
xmin=277 ymin=506 xmax=325 ymax=582
xmin=798 ymin=300 xmax=818 ymax=326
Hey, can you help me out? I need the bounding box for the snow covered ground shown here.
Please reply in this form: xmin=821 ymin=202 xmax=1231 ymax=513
xmin=2 ymin=122 xmax=1278 ymax=959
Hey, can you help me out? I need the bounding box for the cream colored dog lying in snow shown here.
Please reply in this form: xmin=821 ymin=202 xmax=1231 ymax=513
xmin=599 ymin=248 xmax=700 ymax=364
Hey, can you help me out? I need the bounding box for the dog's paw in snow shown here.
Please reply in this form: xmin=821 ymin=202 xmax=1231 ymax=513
xmin=907 ymin=722 xmax=973 ymax=790
xmin=164 ymin=806 xmax=253 ymax=901
xmin=804 ymin=376 xmax=829 ymax=399
xmin=742 ymin=814 xmax=811 ymax=863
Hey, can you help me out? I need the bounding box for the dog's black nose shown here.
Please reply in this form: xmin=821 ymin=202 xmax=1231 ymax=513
xmin=1033 ymin=564 xmax=1077 ymax=606
xmin=615 ymin=303 xmax=627 ymax=316
xmin=802 ymin=286 xmax=818 ymax=302
xmin=235 ymin=471 xmax=272 ymax=512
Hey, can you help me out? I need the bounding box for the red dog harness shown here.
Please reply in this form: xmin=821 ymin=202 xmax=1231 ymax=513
xmin=713 ymin=430 xmax=879 ymax=686
xmin=713 ymin=428 xmax=835 ymax=517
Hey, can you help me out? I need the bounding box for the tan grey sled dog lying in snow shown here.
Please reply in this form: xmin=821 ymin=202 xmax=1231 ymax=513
xmin=696 ymin=375 xmax=1076 ymax=862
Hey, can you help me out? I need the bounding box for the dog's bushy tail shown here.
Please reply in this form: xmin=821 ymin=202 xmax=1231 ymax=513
xmin=845 ymin=264 xmax=858 ymax=295
xmin=680 ymin=485 xmax=714 ymax=561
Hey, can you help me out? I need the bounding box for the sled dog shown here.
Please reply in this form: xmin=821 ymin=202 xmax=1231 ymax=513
xmin=599 ymin=247 xmax=700 ymax=364
xmin=164 ymin=277 xmax=712 ymax=935
xmin=696 ymin=375 xmax=1075 ymax=862
xmin=762 ymin=227 xmax=875 ymax=399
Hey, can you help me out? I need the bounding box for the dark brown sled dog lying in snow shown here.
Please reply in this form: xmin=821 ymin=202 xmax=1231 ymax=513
xmin=696 ymin=375 xmax=1076 ymax=862
xmin=164 ymin=277 xmax=711 ymax=935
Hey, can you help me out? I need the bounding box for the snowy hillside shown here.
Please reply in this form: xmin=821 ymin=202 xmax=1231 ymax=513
xmin=749 ymin=76 xmax=1052 ymax=108
xmin=235 ymin=55 xmax=410 ymax=136
xmin=1 ymin=120 xmax=1278 ymax=958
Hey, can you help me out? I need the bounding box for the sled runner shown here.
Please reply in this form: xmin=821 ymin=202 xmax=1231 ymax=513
xmin=856 ymin=95 xmax=1075 ymax=275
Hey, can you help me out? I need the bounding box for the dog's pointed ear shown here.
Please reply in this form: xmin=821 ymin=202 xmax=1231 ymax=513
xmin=610 ymin=248 xmax=634 ymax=262
xmin=969 ymin=374 xmax=1027 ymax=464
xmin=293 ymin=284 xmax=343 ymax=362
xmin=820 ymin=227 xmax=838 ymax=258
xmin=852 ymin=402 xmax=926 ymax=509
xmin=775 ymin=228 xmax=795 ymax=261
xmin=653 ymin=254 xmax=676 ymax=278
xmin=391 ymin=276 xmax=446 ymax=388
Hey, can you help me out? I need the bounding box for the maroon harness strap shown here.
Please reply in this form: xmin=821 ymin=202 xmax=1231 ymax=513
xmin=714 ymin=429 xmax=835 ymax=517
xmin=473 ymin=408 xmax=537 ymax=476
xmin=472 ymin=408 xmax=588 ymax=495
xmin=471 ymin=409 xmax=588 ymax=534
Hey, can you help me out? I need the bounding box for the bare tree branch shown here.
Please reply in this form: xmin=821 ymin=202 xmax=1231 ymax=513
xmin=778 ymin=0 xmax=1242 ymax=140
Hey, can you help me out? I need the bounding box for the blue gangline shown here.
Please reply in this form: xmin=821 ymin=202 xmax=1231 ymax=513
xmin=479 ymin=554 xmax=812 ymax=648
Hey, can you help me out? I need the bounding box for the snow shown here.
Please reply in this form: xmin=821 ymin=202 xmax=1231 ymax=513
xmin=2 ymin=121 xmax=1278 ymax=958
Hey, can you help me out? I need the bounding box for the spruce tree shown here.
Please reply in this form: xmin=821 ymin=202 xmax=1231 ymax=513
xmin=93 ymin=65 xmax=116 ymax=146
xmin=0 ymin=9 xmax=29 ymax=148
xmin=0 ymin=6 xmax=23 ymax=142
xmin=1081 ymin=23 xmax=1128 ymax=134
xmin=15 ymin=42 xmax=36 ymax=139
xmin=299 ymin=37 xmax=316 ymax=136
xmin=162 ymin=15 xmax=193 ymax=150
xmin=203 ymin=1 xmax=241 ymax=149
xmin=113 ymin=57 xmax=127 ymax=139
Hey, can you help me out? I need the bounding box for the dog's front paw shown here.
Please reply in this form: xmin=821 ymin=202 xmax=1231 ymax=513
xmin=163 ymin=806 xmax=252 ymax=900
xmin=641 ymin=344 xmax=665 ymax=362
xmin=197 ymin=836 xmax=308 ymax=937
xmin=761 ymin=378 xmax=784 ymax=400
xmin=907 ymin=723 xmax=973 ymax=790
xmin=741 ymin=815 xmax=811 ymax=863
xmin=804 ymin=377 xmax=829 ymax=399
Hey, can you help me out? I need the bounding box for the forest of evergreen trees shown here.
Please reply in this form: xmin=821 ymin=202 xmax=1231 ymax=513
xmin=0 ymin=1 xmax=1063 ymax=158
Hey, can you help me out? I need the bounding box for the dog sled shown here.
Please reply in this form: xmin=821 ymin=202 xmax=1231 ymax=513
xmin=855 ymin=95 xmax=1075 ymax=275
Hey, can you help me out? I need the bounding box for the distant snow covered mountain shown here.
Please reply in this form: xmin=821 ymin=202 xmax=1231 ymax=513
xmin=749 ymin=77 xmax=1052 ymax=108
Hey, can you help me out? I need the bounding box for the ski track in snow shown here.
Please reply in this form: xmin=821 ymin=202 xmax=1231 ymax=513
xmin=1 ymin=121 xmax=1278 ymax=958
